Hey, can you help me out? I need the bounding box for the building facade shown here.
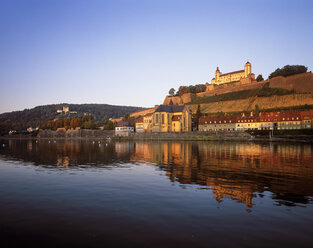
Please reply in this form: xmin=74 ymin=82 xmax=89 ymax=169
xmin=198 ymin=115 xmax=237 ymax=132
xmin=115 ymin=121 xmax=134 ymax=136
xmin=199 ymin=110 xmax=313 ymax=132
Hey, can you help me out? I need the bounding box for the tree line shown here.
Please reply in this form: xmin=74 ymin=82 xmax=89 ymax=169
xmin=40 ymin=116 xmax=97 ymax=130
xmin=169 ymin=84 xmax=207 ymax=97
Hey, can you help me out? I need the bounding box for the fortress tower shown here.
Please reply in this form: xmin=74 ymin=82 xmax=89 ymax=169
xmin=244 ymin=61 xmax=251 ymax=77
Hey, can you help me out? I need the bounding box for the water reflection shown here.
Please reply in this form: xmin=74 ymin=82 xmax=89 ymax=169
xmin=1 ymin=139 xmax=313 ymax=209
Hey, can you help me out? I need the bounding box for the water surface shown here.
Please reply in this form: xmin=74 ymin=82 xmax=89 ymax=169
xmin=0 ymin=139 xmax=313 ymax=247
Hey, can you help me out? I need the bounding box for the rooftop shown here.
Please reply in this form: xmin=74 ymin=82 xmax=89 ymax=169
xmin=155 ymin=105 xmax=185 ymax=113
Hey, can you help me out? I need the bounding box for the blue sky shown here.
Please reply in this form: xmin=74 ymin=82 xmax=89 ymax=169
xmin=1 ymin=0 xmax=313 ymax=113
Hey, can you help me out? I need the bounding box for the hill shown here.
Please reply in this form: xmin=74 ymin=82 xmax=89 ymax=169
xmin=0 ymin=103 xmax=144 ymax=134
xmin=164 ymin=72 xmax=313 ymax=105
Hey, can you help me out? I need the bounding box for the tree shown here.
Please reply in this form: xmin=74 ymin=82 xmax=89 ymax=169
xmin=64 ymin=118 xmax=71 ymax=129
xmin=178 ymin=86 xmax=189 ymax=96
xmin=81 ymin=119 xmax=96 ymax=129
xmin=188 ymin=85 xmax=196 ymax=93
xmin=268 ymin=65 xmax=307 ymax=79
xmin=256 ymin=74 xmax=264 ymax=82
xmin=254 ymin=104 xmax=260 ymax=113
xmin=195 ymin=84 xmax=206 ymax=93
xmin=169 ymin=88 xmax=175 ymax=96
xmin=82 ymin=115 xmax=90 ymax=122
xmin=124 ymin=113 xmax=130 ymax=120
xmin=103 ymin=120 xmax=116 ymax=130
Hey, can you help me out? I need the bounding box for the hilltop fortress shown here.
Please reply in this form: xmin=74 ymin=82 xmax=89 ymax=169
xmin=211 ymin=61 xmax=254 ymax=85
xmin=163 ymin=62 xmax=313 ymax=107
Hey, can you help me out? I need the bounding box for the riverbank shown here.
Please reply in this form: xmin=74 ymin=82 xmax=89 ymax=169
xmin=2 ymin=129 xmax=313 ymax=143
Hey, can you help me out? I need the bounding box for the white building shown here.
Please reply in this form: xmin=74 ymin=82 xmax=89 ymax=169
xmin=115 ymin=121 xmax=134 ymax=136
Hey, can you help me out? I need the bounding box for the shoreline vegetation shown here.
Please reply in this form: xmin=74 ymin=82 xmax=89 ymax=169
xmin=2 ymin=129 xmax=313 ymax=143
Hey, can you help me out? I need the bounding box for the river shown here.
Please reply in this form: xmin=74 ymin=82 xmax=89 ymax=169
xmin=0 ymin=139 xmax=312 ymax=247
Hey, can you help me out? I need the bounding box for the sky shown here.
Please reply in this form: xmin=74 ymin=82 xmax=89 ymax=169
xmin=1 ymin=0 xmax=313 ymax=113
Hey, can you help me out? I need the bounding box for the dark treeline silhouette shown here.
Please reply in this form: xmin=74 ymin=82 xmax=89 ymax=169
xmin=268 ymin=65 xmax=307 ymax=79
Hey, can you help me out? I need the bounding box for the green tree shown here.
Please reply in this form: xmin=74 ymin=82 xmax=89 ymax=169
xmin=268 ymin=65 xmax=307 ymax=79
xmin=124 ymin=113 xmax=130 ymax=120
xmin=254 ymin=104 xmax=260 ymax=113
xmin=178 ymin=86 xmax=189 ymax=96
xmin=169 ymin=88 xmax=175 ymax=96
xmin=256 ymin=74 xmax=264 ymax=82
xmin=188 ymin=85 xmax=196 ymax=93
xmin=103 ymin=120 xmax=116 ymax=130
xmin=81 ymin=119 xmax=96 ymax=129
xmin=195 ymin=84 xmax=206 ymax=93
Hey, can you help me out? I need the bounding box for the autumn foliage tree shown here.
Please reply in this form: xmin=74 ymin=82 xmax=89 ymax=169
xmin=40 ymin=115 xmax=97 ymax=130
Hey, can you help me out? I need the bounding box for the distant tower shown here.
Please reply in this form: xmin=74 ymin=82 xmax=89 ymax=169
xmin=215 ymin=67 xmax=221 ymax=81
xmin=244 ymin=61 xmax=251 ymax=77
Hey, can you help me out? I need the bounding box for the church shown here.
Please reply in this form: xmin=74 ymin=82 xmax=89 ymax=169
xmin=211 ymin=61 xmax=254 ymax=85
xmin=152 ymin=105 xmax=192 ymax=132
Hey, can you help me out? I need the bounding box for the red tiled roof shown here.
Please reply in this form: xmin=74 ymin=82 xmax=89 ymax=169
xmin=279 ymin=111 xmax=301 ymax=121
xmin=199 ymin=115 xmax=239 ymax=124
xmin=220 ymin=69 xmax=244 ymax=77
xmin=300 ymin=110 xmax=313 ymax=120
xmin=258 ymin=112 xmax=280 ymax=122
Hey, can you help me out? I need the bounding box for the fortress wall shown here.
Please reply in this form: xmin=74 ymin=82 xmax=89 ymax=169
xmin=163 ymin=96 xmax=183 ymax=105
xmin=181 ymin=93 xmax=196 ymax=103
xmin=269 ymin=72 xmax=313 ymax=93
xmin=187 ymin=94 xmax=313 ymax=114
xmin=199 ymin=81 xmax=265 ymax=98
